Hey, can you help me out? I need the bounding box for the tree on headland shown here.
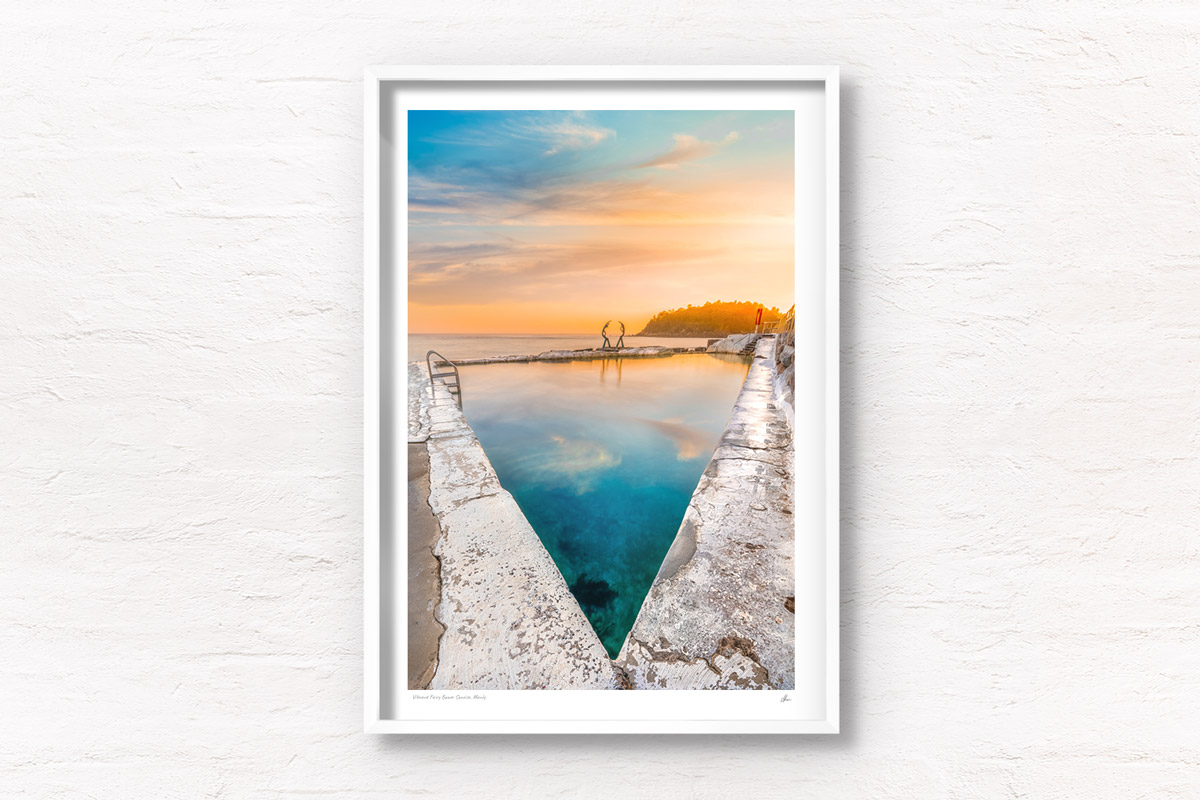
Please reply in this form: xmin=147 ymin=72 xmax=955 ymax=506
xmin=636 ymin=300 xmax=783 ymax=337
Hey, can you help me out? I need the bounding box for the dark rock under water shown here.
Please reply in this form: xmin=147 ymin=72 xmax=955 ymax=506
xmin=570 ymin=574 xmax=618 ymax=612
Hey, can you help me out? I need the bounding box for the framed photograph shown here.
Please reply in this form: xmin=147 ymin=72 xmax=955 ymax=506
xmin=365 ymin=66 xmax=839 ymax=734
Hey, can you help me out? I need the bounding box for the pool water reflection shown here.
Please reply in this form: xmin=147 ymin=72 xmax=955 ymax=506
xmin=457 ymin=353 xmax=750 ymax=657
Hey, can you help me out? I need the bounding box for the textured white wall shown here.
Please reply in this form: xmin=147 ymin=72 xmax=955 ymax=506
xmin=3 ymin=1 xmax=1198 ymax=797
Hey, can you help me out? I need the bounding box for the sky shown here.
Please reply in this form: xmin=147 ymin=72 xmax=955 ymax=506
xmin=407 ymin=110 xmax=795 ymax=334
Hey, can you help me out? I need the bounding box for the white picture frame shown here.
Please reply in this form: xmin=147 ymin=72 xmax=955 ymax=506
xmin=365 ymin=65 xmax=839 ymax=734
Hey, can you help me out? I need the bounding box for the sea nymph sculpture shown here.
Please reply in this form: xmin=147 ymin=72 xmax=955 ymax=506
xmin=600 ymin=320 xmax=626 ymax=351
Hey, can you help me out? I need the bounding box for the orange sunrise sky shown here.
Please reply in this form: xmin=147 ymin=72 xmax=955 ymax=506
xmin=407 ymin=110 xmax=795 ymax=334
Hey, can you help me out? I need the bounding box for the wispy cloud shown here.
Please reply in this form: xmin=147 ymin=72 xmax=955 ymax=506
xmin=417 ymin=111 xmax=613 ymax=157
xmin=534 ymin=113 xmax=615 ymax=155
xmin=408 ymin=166 xmax=789 ymax=228
xmin=636 ymin=132 xmax=740 ymax=169
xmin=407 ymin=236 xmax=725 ymax=305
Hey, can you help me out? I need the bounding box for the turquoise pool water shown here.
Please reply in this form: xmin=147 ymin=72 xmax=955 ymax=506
xmin=457 ymin=353 xmax=750 ymax=657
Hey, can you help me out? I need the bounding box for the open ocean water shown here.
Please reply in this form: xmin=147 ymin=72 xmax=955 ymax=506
xmin=453 ymin=352 xmax=750 ymax=657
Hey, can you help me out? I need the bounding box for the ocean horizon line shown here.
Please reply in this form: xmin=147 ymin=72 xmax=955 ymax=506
xmin=408 ymin=332 xmax=712 ymax=338
xmin=411 ymin=332 xmax=599 ymax=337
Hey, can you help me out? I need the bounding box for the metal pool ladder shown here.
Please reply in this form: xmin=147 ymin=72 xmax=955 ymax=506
xmin=425 ymin=350 xmax=462 ymax=409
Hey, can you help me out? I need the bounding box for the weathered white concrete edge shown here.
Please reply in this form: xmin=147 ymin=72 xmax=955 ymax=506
xmin=614 ymin=336 xmax=796 ymax=689
xmin=406 ymin=362 xmax=622 ymax=689
xmin=706 ymin=332 xmax=759 ymax=354
xmin=773 ymin=340 xmax=796 ymax=432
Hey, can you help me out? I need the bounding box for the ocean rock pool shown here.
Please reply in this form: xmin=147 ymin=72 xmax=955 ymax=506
xmin=457 ymin=353 xmax=751 ymax=657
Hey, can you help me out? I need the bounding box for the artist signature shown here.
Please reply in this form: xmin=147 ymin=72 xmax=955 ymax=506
xmin=780 ymin=694 xmax=791 ymax=704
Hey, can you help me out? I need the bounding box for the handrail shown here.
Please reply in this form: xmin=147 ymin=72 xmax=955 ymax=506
xmin=755 ymin=306 xmax=796 ymax=335
xmin=425 ymin=349 xmax=462 ymax=409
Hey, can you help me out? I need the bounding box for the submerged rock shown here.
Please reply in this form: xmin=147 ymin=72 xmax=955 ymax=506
xmin=570 ymin=574 xmax=618 ymax=613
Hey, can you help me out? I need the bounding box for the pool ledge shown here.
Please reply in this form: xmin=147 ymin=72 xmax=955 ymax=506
xmin=446 ymin=345 xmax=705 ymax=366
xmin=405 ymin=362 xmax=625 ymax=690
xmin=614 ymin=335 xmax=797 ymax=689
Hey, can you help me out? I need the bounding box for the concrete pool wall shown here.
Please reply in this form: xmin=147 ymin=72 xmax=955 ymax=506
xmin=613 ymin=336 xmax=796 ymax=689
xmin=403 ymin=336 xmax=795 ymax=690
xmin=406 ymin=362 xmax=623 ymax=690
